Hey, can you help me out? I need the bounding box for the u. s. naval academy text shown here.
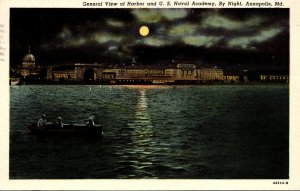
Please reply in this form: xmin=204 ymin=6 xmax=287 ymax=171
xmin=173 ymin=1 xmax=217 ymax=6
xmin=172 ymin=1 xmax=283 ymax=7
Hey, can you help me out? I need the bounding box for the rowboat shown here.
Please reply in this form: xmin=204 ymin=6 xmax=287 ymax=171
xmin=28 ymin=123 xmax=103 ymax=137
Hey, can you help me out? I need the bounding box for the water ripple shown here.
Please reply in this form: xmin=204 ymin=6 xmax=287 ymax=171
xmin=10 ymin=85 xmax=289 ymax=179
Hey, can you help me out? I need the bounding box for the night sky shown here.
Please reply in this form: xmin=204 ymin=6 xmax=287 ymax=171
xmin=10 ymin=8 xmax=289 ymax=71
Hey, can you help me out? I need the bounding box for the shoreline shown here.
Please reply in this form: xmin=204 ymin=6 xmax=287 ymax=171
xmin=11 ymin=81 xmax=289 ymax=86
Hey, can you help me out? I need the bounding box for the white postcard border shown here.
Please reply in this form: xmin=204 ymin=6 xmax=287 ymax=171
xmin=1 ymin=0 xmax=300 ymax=190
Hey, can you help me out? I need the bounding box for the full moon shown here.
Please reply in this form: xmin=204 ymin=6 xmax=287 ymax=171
xmin=139 ymin=26 xmax=149 ymax=37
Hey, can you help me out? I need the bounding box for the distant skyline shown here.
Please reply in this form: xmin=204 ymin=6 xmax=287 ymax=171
xmin=10 ymin=8 xmax=289 ymax=71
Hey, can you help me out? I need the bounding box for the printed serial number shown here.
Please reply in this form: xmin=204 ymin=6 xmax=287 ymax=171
xmin=273 ymin=181 xmax=288 ymax=184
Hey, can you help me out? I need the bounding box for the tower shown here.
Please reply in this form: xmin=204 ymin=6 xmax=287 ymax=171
xmin=21 ymin=46 xmax=36 ymax=76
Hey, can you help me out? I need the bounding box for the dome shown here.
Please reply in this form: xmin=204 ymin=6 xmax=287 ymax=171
xmin=23 ymin=53 xmax=35 ymax=62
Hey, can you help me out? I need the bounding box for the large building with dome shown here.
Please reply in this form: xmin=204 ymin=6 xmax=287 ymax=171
xmin=13 ymin=48 xmax=288 ymax=84
xmin=20 ymin=48 xmax=38 ymax=76
xmin=17 ymin=47 xmax=48 ymax=79
xmin=15 ymin=47 xmax=239 ymax=84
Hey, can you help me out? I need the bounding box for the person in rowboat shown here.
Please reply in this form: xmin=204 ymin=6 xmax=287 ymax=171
xmin=86 ymin=118 xmax=95 ymax=128
xmin=37 ymin=114 xmax=47 ymax=128
xmin=56 ymin=117 xmax=63 ymax=128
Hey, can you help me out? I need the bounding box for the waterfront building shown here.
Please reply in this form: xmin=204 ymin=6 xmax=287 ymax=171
xmin=222 ymin=71 xmax=240 ymax=83
xmin=47 ymin=63 xmax=103 ymax=81
xmin=20 ymin=48 xmax=38 ymax=77
xmin=46 ymin=62 xmax=230 ymax=84
xmin=260 ymin=74 xmax=289 ymax=83
xmin=47 ymin=65 xmax=76 ymax=81
xmin=17 ymin=50 xmax=288 ymax=84
xmin=176 ymin=63 xmax=197 ymax=79
xmin=110 ymin=66 xmax=174 ymax=84
xmin=15 ymin=47 xmax=49 ymax=81
xmin=197 ymin=66 xmax=224 ymax=82
xmin=74 ymin=63 xmax=103 ymax=81
xmin=223 ymin=75 xmax=240 ymax=83
xmin=102 ymin=69 xmax=117 ymax=79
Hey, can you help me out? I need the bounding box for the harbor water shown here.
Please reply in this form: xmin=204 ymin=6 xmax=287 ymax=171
xmin=10 ymin=85 xmax=289 ymax=179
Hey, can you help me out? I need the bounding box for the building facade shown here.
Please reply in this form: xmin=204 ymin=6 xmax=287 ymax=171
xmin=17 ymin=49 xmax=288 ymax=84
xmin=18 ymin=48 xmax=48 ymax=79
xmin=20 ymin=49 xmax=37 ymax=77
xmin=197 ymin=66 xmax=224 ymax=81
xmin=260 ymin=74 xmax=289 ymax=83
xmin=47 ymin=62 xmax=232 ymax=84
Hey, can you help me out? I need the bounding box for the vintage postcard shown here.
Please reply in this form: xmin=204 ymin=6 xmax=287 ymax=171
xmin=0 ymin=0 xmax=299 ymax=190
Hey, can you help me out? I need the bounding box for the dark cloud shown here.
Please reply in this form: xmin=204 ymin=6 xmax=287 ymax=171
xmin=10 ymin=8 xmax=289 ymax=71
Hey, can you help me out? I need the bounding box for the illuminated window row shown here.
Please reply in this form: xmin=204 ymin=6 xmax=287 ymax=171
xmin=260 ymin=75 xmax=288 ymax=80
